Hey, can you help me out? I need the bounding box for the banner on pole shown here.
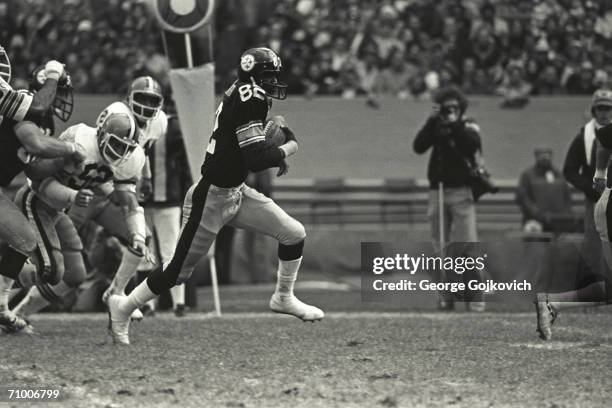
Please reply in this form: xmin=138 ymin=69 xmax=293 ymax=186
xmin=169 ymin=63 xmax=215 ymax=181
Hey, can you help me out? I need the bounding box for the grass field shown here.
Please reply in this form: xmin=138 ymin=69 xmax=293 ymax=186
xmin=2 ymin=284 xmax=612 ymax=408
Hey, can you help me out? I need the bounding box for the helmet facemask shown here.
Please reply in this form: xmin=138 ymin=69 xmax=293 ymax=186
xmin=53 ymin=84 xmax=74 ymax=122
xmin=99 ymin=131 xmax=138 ymax=165
xmin=0 ymin=45 xmax=11 ymax=83
xmin=260 ymin=70 xmax=287 ymax=100
xmin=97 ymin=113 xmax=138 ymax=166
xmin=129 ymin=90 xmax=164 ymax=122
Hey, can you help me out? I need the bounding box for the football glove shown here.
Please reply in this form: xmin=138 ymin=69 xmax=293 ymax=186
xmin=44 ymin=60 xmax=65 ymax=81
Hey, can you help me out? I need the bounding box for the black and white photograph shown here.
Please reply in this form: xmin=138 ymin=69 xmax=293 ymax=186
xmin=1 ymin=0 xmax=612 ymax=406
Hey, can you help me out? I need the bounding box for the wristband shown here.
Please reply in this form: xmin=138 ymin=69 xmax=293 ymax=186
xmin=279 ymin=140 xmax=298 ymax=158
xmin=46 ymin=72 xmax=60 ymax=81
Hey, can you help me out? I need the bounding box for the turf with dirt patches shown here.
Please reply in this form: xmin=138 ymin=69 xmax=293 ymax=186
xmin=2 ymin=304 xmax=612 ymax=407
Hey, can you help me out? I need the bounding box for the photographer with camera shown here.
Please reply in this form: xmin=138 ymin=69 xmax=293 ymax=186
xmin=413 ymin=86 xmax=489 ymax=312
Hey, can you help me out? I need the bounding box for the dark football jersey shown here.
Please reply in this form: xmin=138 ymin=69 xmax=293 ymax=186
xmin=0 ymin=117 xmax=28 ymax=186
xmin=201 ymin=80 xmax=269 ymax=187
xmin=0 ymin=77 xmax=33 ymax=122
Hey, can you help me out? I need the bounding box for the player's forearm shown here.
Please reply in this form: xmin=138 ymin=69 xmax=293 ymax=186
xmin=242 ymin=142 xmax=285 ymax=172
xmin=24 ymin=157 xmax=67 ymax=180
xmin=15 ymin=121 xmax=76 ymax=158
xmin=36 ymin=177 xmax=78 ymax=208
xmin=23 ymin=78 xmax=58 ymax=122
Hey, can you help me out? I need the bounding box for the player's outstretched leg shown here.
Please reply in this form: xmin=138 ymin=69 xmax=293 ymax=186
xmin=107 ymin=266 xmax=169 ymax=345
xmin=229 ymin=187 xmax=324 ymax=321
xmin=102 ymin=248 xmax=145 ymax=321
xmin=268 ymin=241 xmax=324 ymax=322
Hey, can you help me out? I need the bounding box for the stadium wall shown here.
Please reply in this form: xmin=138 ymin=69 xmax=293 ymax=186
xmin=62 ymin=95 xmax=592 ymax=181
xmin=61 ymin=96 xmax=592 ymax=286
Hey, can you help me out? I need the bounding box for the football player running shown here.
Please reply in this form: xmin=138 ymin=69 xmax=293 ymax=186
xmin=11 ymin=112 xmax=149 ymax=328
xmin=535 ymin=88 xmax=612 ymax=340
xmin=108 ymin=47 xmax=324 ymax=345
xmin=14 ymin=112 xmax=148 ymax=326
xmin=0 ymin=51 xmax=85 ymax=332
xmin=12 ymin=76 xmax=165 ymax=321
xmin=97 ymin=76 xmax=187 ymax=315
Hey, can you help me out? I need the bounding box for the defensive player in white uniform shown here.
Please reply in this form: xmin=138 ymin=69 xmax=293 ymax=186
xmin=12 ymin=113 xmax=149 ymax=324
xmin=13 ymin=77 xmax=166 ymax=319
xmin=97 ymin=76 xmax=185 ymax=312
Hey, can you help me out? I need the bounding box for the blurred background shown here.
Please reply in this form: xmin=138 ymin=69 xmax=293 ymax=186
xmin=1 ymin=0 xmax=606 ymax=305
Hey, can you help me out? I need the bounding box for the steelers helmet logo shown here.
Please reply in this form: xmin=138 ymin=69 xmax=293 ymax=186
xmin=272 ymin=56 xmax=280 ymax=68
xmin=153 ymin=0 xmax=215 ymax=33
xmin=241 ymin=54 xmax=255 ymax=72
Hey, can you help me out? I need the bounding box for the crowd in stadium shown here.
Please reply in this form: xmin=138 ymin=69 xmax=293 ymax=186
xmin=3 ymin=0 xmax=612 ymax=99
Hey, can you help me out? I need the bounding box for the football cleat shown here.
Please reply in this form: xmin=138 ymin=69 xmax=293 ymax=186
xmin=107 ymin=294 xmax=131 ymax=345
xmin=174 ymin=304 xmax=186 ymax=318
xmin=269 ymin=294 xmax=324 ymax=322
xmin=103 ymin=287 xmax=142 ymax=321
xmin=0 ymin=310 xmax=34 ymax=334
xmin=534 ymin=293 xmax=558 ymax=341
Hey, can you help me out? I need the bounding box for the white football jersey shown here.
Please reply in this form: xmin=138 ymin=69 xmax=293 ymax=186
xmin=35 ymin=123 xmax=145 ymax=209
xmin=97 ymin=101 xmax=168 ymax=152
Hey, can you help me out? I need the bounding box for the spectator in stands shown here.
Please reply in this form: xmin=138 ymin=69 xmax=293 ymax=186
xmin=413 ymin=86 xmax=486 ymax=312
xmin=497 ymin=62 xmax=531 ymax=108
xmin=5 ymin=0 xmax=612 ymax=96
xmin=374 ymin=48 xmax=415 ymax=98
xmin=566 ymin=61 xmax=598 ymax=95
xmin=533 ymin=65 xmax=563 ymax=95
xmin=516 ymin=148 xmax=574 ymax=233
xmin=563 ymin=89 xmax=612 ymax=288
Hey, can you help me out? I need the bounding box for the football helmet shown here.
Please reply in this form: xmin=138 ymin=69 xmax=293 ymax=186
xmin=0 ymin=45 xmax=10 ymax=83
xmin=97 ymin=112 xmax=138 ymax=165
xmin=127 ymin=76 xmax=164 ymax=122
xmin=238 ymin=47 xmax=287 ymax=100
xmin=30 ymin=65 xmax=74 ymax=122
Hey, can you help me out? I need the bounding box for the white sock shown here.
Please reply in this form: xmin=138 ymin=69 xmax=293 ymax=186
xmin=274 ymin=257 xmax=302 ymax=297
xmin=0 ymin=275 xmax=14 ymax=312
xmin=111 ymin=249 xmax=142 ymax=294
xmin=120 ymin=280 xmax=157 ymax=315
xmin=170 ymin=284 xmax=185 ymax=307
xmin=14 ymin=281 xmax=73 ymax=316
